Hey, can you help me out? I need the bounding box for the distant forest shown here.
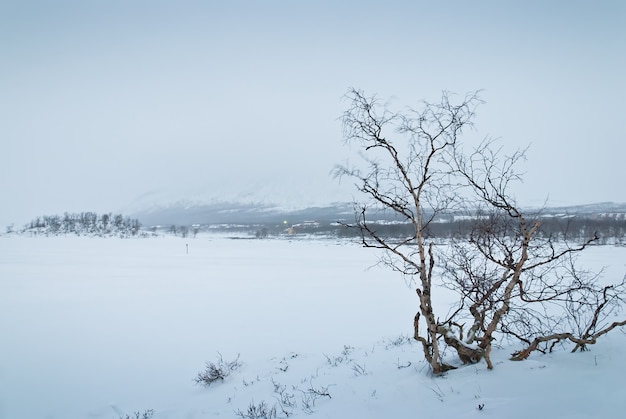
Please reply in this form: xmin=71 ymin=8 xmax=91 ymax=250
xmin=11 ymin=210 xmax=626 ymax=245
xmin=21 ymin=212 xmax=143 ymax=237
xmin=331 ymin=215 xmax=626 ymax=245
xmin=293 ymin=215 xmax=625 ymax=245
xmin=160 ymin=212 xmax=626 ymax=245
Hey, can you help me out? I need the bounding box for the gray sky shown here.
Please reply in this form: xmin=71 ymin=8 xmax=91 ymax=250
xmin=2 ymin=0 xmax=625 ymax=227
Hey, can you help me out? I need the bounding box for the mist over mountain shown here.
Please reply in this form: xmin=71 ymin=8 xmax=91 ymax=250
xmin=129 ymin=200 xmax=354 ymax=226
xmin=127 ymin=188 xmax=626 ymax=227
xmin=123 ymin=182 xmax=358 ymax=226
xmin=536 ymin=202 xmax=626 ymax=216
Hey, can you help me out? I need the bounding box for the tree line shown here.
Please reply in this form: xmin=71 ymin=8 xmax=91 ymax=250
xmin=334 ymin=214 xmax=626 ymax=245
xmin=154 ymin=214 xmax=626 ymax=243
xmin=22 ymin=212 xmax=142 ymax=237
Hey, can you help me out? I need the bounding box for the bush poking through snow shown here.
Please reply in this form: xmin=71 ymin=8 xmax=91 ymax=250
xmin=324 ymin=345 xmax=354 ymax=367
xmin=271 ymin=378 xmax=297 ymax=412
xmin=119 ymin=410 xmax=154 ymax=419
xmin=194 ymin=353 xmax=242 ymax=387
xmin=234 ymin=401 xmax=279 ymax=419
xmin=396 ymin=358 xmax=412 ymax=369
xmin=299 ymin=383 xmax=332 ymax=415
xmin=351 ymin=362 xmax=368 ymax=376
xmin=385 ymin=334 xmax=413 ymax=349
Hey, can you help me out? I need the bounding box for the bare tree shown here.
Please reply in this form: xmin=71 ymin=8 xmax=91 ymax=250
xmin=447 ymin=140 xmax=626 ymax=368
xmin=335 ymin=88 xmax=484 ymax=374
xmin=336 ymin=88 xmax=626 ymax=374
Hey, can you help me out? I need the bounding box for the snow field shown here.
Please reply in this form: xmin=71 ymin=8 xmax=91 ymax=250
xmin=1 ymin=236 xmax=625 ymax=418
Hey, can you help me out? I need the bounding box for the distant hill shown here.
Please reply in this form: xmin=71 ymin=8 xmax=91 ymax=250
xmin=533 ymin=202 xmax=626 ymax=216
xmin=130 ymin=199 xmax=626 ymax=227
xmin=129 ymin=200 xmax=358 ymax=226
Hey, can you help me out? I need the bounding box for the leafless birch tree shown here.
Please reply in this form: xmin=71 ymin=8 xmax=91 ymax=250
xmin=449 ymin=141 xmax=626 ymax=367
xmin=335 ymin=88 xmax=484 ymax=374
xmin=336 ymin=88 xmax=626 ymax=374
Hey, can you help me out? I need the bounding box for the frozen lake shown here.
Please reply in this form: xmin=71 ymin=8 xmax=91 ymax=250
xmin=0 ymin=236 xmax=415 ymax=418
xmin=1 ymin=235 xmax=625 ymax=418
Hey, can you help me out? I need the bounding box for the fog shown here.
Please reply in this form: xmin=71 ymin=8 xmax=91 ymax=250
xmin=2 ymin=0 xmax=625 ymax=227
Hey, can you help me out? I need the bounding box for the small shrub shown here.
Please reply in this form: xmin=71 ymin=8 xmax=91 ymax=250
xmin=324 ymin=345 xmax=354 ymax=366
xmin=385 ymin=334 xmax=412 ymax=348
xmin=235 ymin=400 xmax=278 ymax=419
xmin=299 ymin=382 xmax=332 ymax=414
xmin=119 ymin=410 xmax=154 ymax=419
xmin=351 ymin=362 xmax=368 ymax=376
xmin=271 ymin=378 xmax=296 ymax=415
xmin=194 ymin=352 xmax=242 ymax=387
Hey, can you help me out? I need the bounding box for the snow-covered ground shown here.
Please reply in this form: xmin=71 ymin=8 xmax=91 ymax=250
xmin=1 ymin=236 xmax=625 ymax=418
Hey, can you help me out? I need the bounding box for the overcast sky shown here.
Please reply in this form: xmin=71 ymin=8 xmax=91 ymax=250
xmin=1 ymin=0 xmax=625 ymax=227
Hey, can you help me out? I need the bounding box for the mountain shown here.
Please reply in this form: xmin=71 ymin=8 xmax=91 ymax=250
xmin=129 ymin=197 xmax=626 ymax=227
xmin=532 ymin=202 xmax=626 ymax=216
xmin=129 ymin=199 xmax=356 ymax=226
xmin=122 ymin=180 xmax=359 ymax=226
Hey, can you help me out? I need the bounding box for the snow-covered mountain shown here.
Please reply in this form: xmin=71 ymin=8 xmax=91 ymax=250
xmin=129 ymin=199 xmax=356 ymax=226
xmin=534 ymin=201 xmax=626 ymax=216
xmin=123 ymin=183 xmax=358 ymax=226
xmin=127 ymin=188 xmax=626 ymax=227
